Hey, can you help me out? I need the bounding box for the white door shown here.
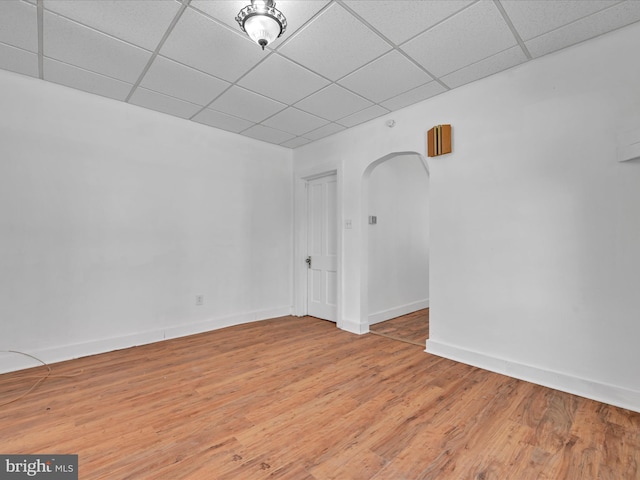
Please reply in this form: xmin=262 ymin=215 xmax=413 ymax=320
xmin=306 ymin=174 xmax=337 ymax=321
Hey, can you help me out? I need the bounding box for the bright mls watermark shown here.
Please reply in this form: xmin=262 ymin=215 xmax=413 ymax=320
xmin=0 ymin=455 xmax=77 ymax=479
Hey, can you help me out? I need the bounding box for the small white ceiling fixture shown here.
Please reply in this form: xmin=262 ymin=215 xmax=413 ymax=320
xmin=236 ymin=0 xmax=287 ymax=50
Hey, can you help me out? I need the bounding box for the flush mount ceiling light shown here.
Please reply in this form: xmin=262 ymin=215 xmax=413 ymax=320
xmin=236 ymin=0 xmax=287 ymax=50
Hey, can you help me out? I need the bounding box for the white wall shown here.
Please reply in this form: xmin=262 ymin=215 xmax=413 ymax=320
xmin=293 ymin=21 xmax=640 ymax=411
xmin=0 ymin=70 xmax=293 ymax=373
xmin=368 ymin=154 xmax=429 ymax=323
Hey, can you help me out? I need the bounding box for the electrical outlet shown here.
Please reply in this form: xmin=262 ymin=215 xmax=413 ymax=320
xmin=195 ymin=295 xmax=204 ymax=306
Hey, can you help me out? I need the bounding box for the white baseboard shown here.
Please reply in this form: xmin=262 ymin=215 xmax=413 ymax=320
xmin=0 ymin=306 xmax=293 ymax=374
xmin=339 ymin=317 xmax=369 ymax=335
xmin=425 ymin=339 xmax=640 ymax=413
xmin=368 ymin=299 xmax=429 ymax=325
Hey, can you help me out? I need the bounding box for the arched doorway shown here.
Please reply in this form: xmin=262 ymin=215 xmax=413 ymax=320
xmin=360 ymin=152 xmax=430 ymax=340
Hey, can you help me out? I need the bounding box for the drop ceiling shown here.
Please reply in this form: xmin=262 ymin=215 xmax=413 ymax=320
xmin=2 ymin=0 xmax=640 ymax=149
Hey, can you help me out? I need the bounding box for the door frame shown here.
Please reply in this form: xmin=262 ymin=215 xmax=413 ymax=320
xmin=359 ymin=152 xmax=430 ymax=330
xmin=294 ymin=163 xmax=342 ymax=326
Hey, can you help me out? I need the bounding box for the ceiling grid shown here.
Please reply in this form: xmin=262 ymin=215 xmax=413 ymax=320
xmin=0 ymin=0 xmax=638 ymax=148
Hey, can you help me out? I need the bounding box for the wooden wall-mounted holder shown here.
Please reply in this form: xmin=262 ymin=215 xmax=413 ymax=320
xmin=427 ymin=124 xmax=452 ymax=157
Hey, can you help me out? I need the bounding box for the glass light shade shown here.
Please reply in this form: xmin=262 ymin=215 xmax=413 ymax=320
xmin=244 ymin=14 xmax=281 ymax=49
xmin=236 ymin=0 xmax=287 ymax=50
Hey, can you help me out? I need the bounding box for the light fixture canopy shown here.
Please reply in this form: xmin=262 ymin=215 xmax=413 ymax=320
xmin=236 ymin=0 xmax=287 ymax=50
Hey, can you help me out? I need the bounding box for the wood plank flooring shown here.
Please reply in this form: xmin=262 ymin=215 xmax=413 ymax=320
xmin=1 ymin=316 xmax=639 ymax=479
xmin=369 ymin=309 xmax=429 ymax=346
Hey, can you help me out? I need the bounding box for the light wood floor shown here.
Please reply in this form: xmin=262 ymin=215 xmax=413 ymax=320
xmin=1 ymin=316 xmax=639 ymax=479
xmin=369 ymin=308 xmax=429 ymax=346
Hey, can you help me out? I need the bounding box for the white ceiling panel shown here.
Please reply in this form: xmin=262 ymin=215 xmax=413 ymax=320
xmin=295 ymin=84 xmax=373 ymax=121
xmin=0 ymin=42 xmax=38 ymax=78
xmin=0 ymin=0 xmax=38 ymax=53
xmin=338 ymin=50 xmax=432 ymax=103
xmin=238 ymin=54 xmax=329 ymax=104
xmin=401 ymin=1 xmax=517 ymax=77
xmin=44 ymin=57 xmax=133 ymax=101
xmin=278 ymin=3 xmax=391 ymax=80
xmin=242 ymin=124 xmax=295 ymax=144
xmin=343 ymin=0 xmax=473 ymax=45
xmin=303 ymin=122 xmax=346 ymax=141
xmin=2 ymin=0 xmax=639 ymax=148
xmin=43 ymin=11 xmax=151 ymax=83
xmin=140 ymin=55 xmax=230 ymax=106
xmin=337 ymin=105 xmax=390 ymax=128
xmin=191 ymin=0 xmax=330 ymax=49
xmin=380 ymin=81 xmax=447 ymax=111
xmin=130 ymin=87 xmax=202 ymax=119
xmin=441 ymin=45 xmax=528 ymax=89
xmin=525 ymin=1 xmax=640 ymax=58
xmin=42 ymin=0 xmax=181 ymax=51
xmin=188 ymin=0 xmax=247 ymax=30
xmin=501 ymin=0 xmax=618 ymax=41
xmin=160 ymin=7 xmax=263 ymax=82
xmin=209 ymin=85 xmax=287 ymax=122
xmin=281 ymin=136 xmax=313 ymax=148
xmin=192 ymin=108 xmax=254 ymax=133
xmin=262 ymin=107 xmax=328 ymax=136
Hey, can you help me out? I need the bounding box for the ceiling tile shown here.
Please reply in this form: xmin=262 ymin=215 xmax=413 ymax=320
xmin=238 ymin=54 xmax=329 ymax=104
xmin=129 ymin=87 xmax=202 ymax=119
xmin=295 ymin=84 xmax=373 ymax=121
xmin=278 ymin=3 xmax=392 ymax=81
xmin=441 ymin=46 xmax=527 ymax=89
xmin=188 ymin=0 xmax=244 ymax=30
xmin=303 ymin=122 xmax=346 ymax=141
xmin=337 ymin=105 xmax=390 ymax=128
xmin=242 ymin=124 xmax=295 ymax=144
xmin=343 ymin=0 xmax=473 ymax=45
xmin=44 ymin=11 xmax=152 ymax=83
xmin=44 ymin=57 xmax=133 ymax=101
xmin=192 ymin=108 xmax=255 ymax=133
xmin=0 ymin=42 xmax=38 ymax=78
xmin=0 ymin=0 xmax=38 ymax=53
xmin=501 ymin=0 xmax=618 ymax=41
xmin=140 ymin=55 xmax=230 ymax=106
xmin=160 ymin=7 xmax=264 ymax=82
xmin=380 ymin=81 xmax=447 ymax=111
xmin=209 ymin=85 xmax=287 ymax=122
xmin=525 ymin=1 xmax=640 ymax=58
xmin=338 ymin=50 xmax=432 ymax=103
xmin=401 ymin=1 xmax=517 ymax=77
xmin=190 ymin=0 xmax=330 ymax=49
xmin=281 ymin=136 xmax=313 ymax=149
xmin=43 ymin=0 xmax=181 ymax=51
xmin=262 ymin=107 xmax=328 ymax=136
